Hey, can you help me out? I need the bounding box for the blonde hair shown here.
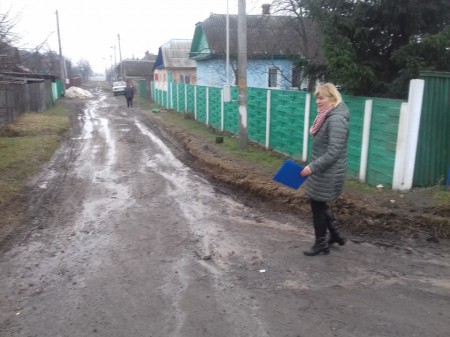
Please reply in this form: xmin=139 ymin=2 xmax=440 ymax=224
xmin=314 ymin=83 xmax=342 ymax=108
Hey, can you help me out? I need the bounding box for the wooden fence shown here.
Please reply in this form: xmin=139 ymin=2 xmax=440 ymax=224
xmin=0 ymin=80 xmax=55 ymax=128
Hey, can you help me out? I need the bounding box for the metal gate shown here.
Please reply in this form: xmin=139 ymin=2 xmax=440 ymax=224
xmin=414 ymin=71 xmax=450 ymax=186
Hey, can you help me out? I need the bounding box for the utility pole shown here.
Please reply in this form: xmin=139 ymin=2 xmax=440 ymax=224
xmin=238 ymin=0 xmax=248 ymax=150
xmin=55 ymin=10 xmax=67 ymax=95
xmin=111 ymin=45 xmax=117 ymax=80
xmin=117 ymin=34 xmax=123 ymax=80
xmin=226 ymin=0 xmax=230 ymax=84
xmin=223 ymin=0 xmax=231 ymax=103
xmin=110 ymin=55 xmax=113 ymax=81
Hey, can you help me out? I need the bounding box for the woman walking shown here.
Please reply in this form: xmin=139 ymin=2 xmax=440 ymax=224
xmin=300 ymin=83 xmax=350 ymax=256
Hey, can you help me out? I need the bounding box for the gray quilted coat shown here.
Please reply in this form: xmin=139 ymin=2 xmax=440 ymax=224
xmin=306 ymin=102 xmax=350 ymax=202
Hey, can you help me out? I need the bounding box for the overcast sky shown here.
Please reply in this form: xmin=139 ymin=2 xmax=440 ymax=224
xmin=1 ymin=0 xmax=269 ymax=73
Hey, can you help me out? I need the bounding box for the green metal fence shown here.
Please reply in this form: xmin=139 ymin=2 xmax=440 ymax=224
xmin=415 ymin=72 xmax=450 ymax=186
xmin=152 ymin=82 xmax=403 ymax=187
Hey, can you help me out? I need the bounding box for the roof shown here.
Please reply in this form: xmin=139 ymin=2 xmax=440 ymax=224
xmin=142 ymin=51 xmax=157 ymax=61
xmin=189 ymin=14 xmax=324 ymax=64
xmin=0 ymin=42 xmax=31 ymax=73
xmin=0 ymin=71 xmax=55 ymax=84
xmin=122 ymin=60 xmax=155 ymax=77
xmin=154 ymin=39 xmax=196 ymax=70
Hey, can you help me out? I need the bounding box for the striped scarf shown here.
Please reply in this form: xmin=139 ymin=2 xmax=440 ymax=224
xmin=310 ymin=106 xmax=333 ymax=136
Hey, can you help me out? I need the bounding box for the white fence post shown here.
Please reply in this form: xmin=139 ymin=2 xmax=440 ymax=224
xmin=302 ymin=93 xmax=311 ymax=162
xmin=392 ymin=102 xmax=410 ymax=189
xmin=168 ymin=82 xmax=172 ymax=109
xmin=185 ymin=84 xmax=188 ymax=112
xmin=359 ymin=99 xmax=373 ymax=183
xmin=176 ymin=83 xmax=180 ymax=112
xmin=194 ymin=86 xmax=197 ymax=120
xmin=221 ymin=89 xmax=225 ymax=131
xmin=206 ymin=87 xmax=209 ymax=125
xmin=265 ymin=90 xmax=271 ymax=149
xmin=392 ymin=79 xmax=425 ymax=190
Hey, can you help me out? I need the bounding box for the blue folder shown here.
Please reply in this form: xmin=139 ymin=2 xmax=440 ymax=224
xmin=272 ymin=160 xmax=307 ymax=189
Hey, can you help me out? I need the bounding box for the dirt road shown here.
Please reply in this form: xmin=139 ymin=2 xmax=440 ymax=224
xmin=0 ymin=88 xmax=449 ymax=337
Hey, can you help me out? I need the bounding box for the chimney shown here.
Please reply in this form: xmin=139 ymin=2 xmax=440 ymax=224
xmin=262 ymin=4 xmax=271 ymax=15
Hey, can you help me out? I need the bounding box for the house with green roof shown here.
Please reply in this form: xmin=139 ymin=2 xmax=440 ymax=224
xmin=188 ymin=8 xmax=323 ymax=90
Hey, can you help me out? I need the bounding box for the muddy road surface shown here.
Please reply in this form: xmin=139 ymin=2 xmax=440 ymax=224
xmin=1 ymin=89 xmax=449 ymax=337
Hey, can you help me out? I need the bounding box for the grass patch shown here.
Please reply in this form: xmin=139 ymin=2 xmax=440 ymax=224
xmin=139 ymin=98 xmax=287 ymax=170
xmin=0 ymin=104 xmax=69 ymax=137
xmin=344 ymin=178 xmax=377 ymax=192
xmin=0 ymin=102 xmax=70 ymax=208
xmin=434 ymin=187 xmax=450 ymax=205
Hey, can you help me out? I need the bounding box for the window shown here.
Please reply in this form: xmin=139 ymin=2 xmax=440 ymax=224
xmin=180 ymin=75 xmax=190 ymax=84
xmin=268 ymin=68 xmax=278 ymax=88
xmin=292 ymin=67 xmax=302 ymax=89
xmin=208 ymin=66 xmax=213 ymax=86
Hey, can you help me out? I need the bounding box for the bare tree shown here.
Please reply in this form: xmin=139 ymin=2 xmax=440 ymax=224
xmin=1 ymin=7 xmax=64 ymax=75
xmin=0 ymin=7 xmax=21 ymax=71
xmin=19 ymin=49 xmax=63 ymax=75
xmin=271 ymin=0 xmax=327 ymax=90
xmin=74 ymin=59 xmax=93 ymax=81
xmin=0 ymin=8 xmax=19 ymax=46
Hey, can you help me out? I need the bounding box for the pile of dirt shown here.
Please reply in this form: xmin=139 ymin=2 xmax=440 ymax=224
xmin=144 ymin=107 xmax=450 ymax=244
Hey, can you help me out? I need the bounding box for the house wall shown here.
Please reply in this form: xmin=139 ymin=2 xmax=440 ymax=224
xmin=153 ymin=69 xmax=169 ymax=90
xmin=196 ymin=59 xmax=229 ymax=87
xmin=196 ymin=59 xmax=307 ymax=90
xmin=248 ymin=59 xmax=297 ymax=90
xmin=154 ymin=68 xmax=197 ymax=90
xmin=171 ymin=69 xmax=197 ymax=85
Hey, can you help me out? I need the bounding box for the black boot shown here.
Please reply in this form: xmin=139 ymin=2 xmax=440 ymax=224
xmin=303 ymin=237 xmax=330 ymax=256
xmin=304 ymin=200 xmax=330 ymax=256
xmin=325 ymin=209 xmax=346 ymax=246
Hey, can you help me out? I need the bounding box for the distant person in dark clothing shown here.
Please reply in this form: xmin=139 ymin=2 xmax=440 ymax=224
xmin=124 ymin=81 xmax=134 ymax=107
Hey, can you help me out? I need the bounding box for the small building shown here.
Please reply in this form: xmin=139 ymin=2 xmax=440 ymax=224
xmin=118 ymin=59 xmax=156 ymax=83
xmin=153 ymin=39 xmax=197 ymax=91
xmin=188 ymin=6 xmax=323 ymax=90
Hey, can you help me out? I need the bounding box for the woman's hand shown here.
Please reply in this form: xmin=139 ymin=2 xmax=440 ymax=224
xmin=300 ymin=165 xmax=312 ymax=177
